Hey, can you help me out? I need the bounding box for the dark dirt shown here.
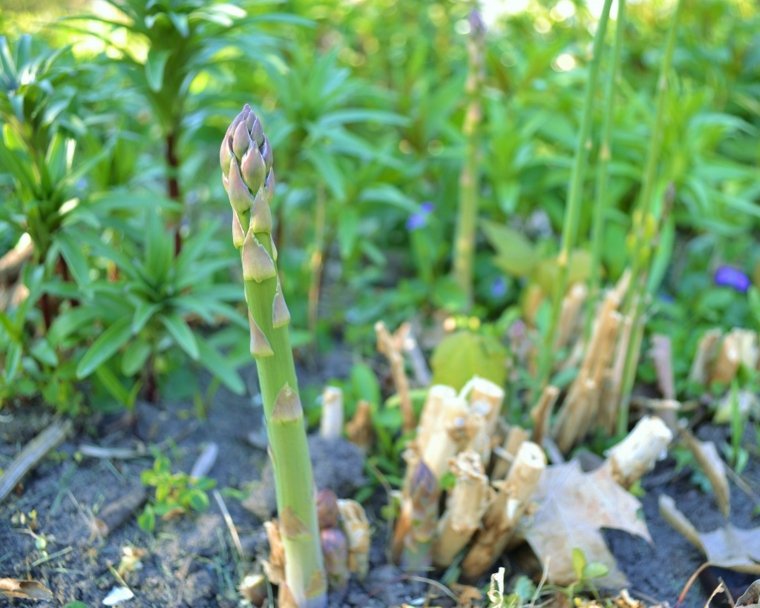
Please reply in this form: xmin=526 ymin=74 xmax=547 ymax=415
xmin=1 ymin=374 xmax=759 ymax=607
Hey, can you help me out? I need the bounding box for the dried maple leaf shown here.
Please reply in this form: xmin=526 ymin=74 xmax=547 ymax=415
xmin=0 ymin=578 xmax=54 ymax=600
xmin=521 ymin=460 xmax=651 ymax=587
xmin=660 ymin=496 xmax=760 ymax=575
xmin=700 ymin=525 xmax=760 ymax=574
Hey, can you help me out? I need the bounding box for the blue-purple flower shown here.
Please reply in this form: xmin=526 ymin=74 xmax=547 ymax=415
xmin=406 ymin=202 xmax=435 ymax=231
xmin=714 ymin=265 xmax=751 ymax=293
xmin=490 ymin=276 xmax=507 ymax=299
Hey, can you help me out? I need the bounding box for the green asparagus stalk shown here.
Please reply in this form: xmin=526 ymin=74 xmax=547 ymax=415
xmin=452 ymin=9 xmax=486 ymax=310
xmin=220 ymin=105 xmax=326 ymax=608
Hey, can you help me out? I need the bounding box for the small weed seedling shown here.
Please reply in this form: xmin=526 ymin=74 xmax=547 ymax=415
xmin=138 ymin=454 xmax=215 ymax=533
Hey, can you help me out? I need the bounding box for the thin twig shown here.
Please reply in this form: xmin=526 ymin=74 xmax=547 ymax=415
xmin=213 ymin=490 xmax=244 ymax=560
xmin=402 ymin=574 xmax=459 ymax=603
xmin=31 ymin=546 xmax=73 ymax=568
xmin=676 ymin=562 xmax=712 ymax=608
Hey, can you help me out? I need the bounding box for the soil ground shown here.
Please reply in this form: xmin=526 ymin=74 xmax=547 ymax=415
xmin=0 ymin=366 xmax=758 ymax=607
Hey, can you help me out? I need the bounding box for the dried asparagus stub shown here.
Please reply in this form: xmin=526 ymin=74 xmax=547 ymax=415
xmin=337 ymin=499 xmax=370 ymax=580
xmin=688 ymin=328 xmax=721 ymax=385
xmin=556 ymin=282 xmax=587 ymax=349
xmin=530 ymin=385 xmax=560 ymax=447
xmin=433 ymin=451 xmax=492 ymax=567
xmin=421 ymin=393 xmax=470 ymax=480
xmin=604 ymin=415 xmax=672 ymax=487
xmin=491 ymin=425 xmax=529 ymax=480
xmin=417 ymin=385 xmax=458 ymax=451
xmin=319 ymin=386 xmax=344 ymax=440
xmin=460 ymin=376 xmax=505 ymax=435
xmin=345 ymin=400 xmax=374 ymax=452
xmin=711 ymin=332 xmax=741 ymax=385
xmin=462 ymin=441 xmax=546 ymax=579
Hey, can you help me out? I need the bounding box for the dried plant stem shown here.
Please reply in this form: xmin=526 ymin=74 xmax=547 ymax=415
xmin=603 ymin=415 xmax=672 ymax=488
xmin=375 ymin=321 xmax=415 ymax=433
xmin=491 ymin=425 xmax=529 ymax=481
xmin=452 ymin=10 xmax=486 ymax=310
xmin=420 ymin=393 xmax=470 ymax=480
xmin=337 ymin=499 xmax=370 ymax=580
xmin=345 ymin=400 xmax=374 ymax=452
xmin=0 ymin=419 xmax=72 ymax=503
xmin=537 ymin=0 xmax=614 ymax=389
xmin=461 ymin=441 xmax=546 ymax=579
xmin=319 ymin=386 xmax=344 ymax=440
xmin=711 ymin=332 xmax=740 ymax=385
xmin=530 ymin=385 xmax=560 ymax=447
xmin=556 ymin=283 xmax=587 ymax=350
xmin=650 ymin=334 xmax=675 ymax=400
xmin=688 ymin=329 xmax=721 ymax=385
xmin=433 ymin=451 xmax=492 ymax=567
xmin=417 ymin=385 xmax=458 ymax=450
xmin=554 ymin=290 xmax=621 ymax=451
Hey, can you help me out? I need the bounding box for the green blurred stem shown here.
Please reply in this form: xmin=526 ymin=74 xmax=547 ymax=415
xmin=616 ymin=0 xmax=681 ymax=437
xmin=537 ymin=0 xmax=613 ymax=388
xmin=586 ymin=0 xmax=626 ymax=340
xmin=452 ymin=11 xmax=485 ymax=311
xmin=243 ymin=233 xmax=326 ymax=607
xmin=308 ymin=186 xmax=326 ymax=343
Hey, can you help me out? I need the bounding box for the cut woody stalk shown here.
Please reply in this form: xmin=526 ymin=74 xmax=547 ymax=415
xmin=433 ymin=450 xmax=492 ymax=567
xmin=452 ymin=9 xmax=486 ymax=311
xmin=220 ymin=105 xmax=326 ymax=608
xmin=375 ymin=321 xmax=415 ymax=433
xmin=461 ymin=441 xmax=546 ymax=579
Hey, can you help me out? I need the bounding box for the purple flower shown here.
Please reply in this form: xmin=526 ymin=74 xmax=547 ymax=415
xmin=714 ymin=265 xmax=751 ymax=293
xmin=490 ymin=276 xmax=507 ymax=298
xmin=406 ymin=202 xmax=435 ymax=231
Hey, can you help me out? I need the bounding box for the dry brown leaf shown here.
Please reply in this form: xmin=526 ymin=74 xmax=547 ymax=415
xmin=521 ymin=460 xmax=651 ymax=587
xmin=737 ymin=579 xmax=760 ymax=607
xmin=700 ymin=525 xmax=760 ymax=574
xmin=0 ymin=578 xmax=54 ymax=600
xmin=660 ymin=495 xmax=760 ymax=574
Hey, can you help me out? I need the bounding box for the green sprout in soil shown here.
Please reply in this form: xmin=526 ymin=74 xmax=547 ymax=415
xmin=220 ymin=104 xmax=327 ymax=607
xmin=138 ymin=453 xmax=215 ymax=533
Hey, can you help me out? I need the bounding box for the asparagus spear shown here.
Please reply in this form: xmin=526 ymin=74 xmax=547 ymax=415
xmin=221 ymin=105 xmax=326 ymax=608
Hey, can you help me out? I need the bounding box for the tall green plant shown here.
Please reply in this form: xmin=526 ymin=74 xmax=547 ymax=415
xmin=586 ymin=0 xmax=626 ymax=339
xmin=67 ymin=0 xmax=254 ymax=250
xmin=220 ymin=105 xmax=326 ymax=607
xmin=452 ymin=9 xmax=486 ymax=310
xmin=536 ymin=0 xmax=614 ymax=389
xmin=617 ymin=0 xmax=682 ymax=436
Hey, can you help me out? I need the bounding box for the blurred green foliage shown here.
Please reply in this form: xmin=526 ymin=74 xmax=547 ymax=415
xmin=0 ymin=0 xmax=757 ymax=414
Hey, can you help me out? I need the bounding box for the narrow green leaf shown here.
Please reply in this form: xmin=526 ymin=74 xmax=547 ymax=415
xmin=121 ymin=338 xmax=152 ymax=377
xmin=132 ymin=301 xmax=161 ymax=333
xmin=195 ymin=336 xmax=244 ymax=394
xmin=56 ymin=230 xmax=91 ymax=290
xmin=5 ymin=342 xmax=22 ymax=381
xmin=76 ymin=317 xmax=132 ymax=378
xmin=145 ymin=48 xmax=170 ymax=92
xmin=160 ymin=313 xmax=199 ymax=360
